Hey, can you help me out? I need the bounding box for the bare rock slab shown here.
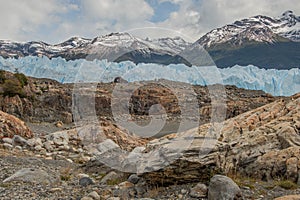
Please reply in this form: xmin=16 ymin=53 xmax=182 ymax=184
xmin=3 ymin=168 xmax=57 ymax=185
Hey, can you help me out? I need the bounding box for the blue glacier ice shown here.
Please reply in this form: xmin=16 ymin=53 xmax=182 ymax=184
xmin=0 ymin=56 xmax=299 ymax=96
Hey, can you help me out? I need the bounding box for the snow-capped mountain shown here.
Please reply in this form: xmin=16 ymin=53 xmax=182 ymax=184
xmin=197 ymin=10 xmax=300 ymax=49
xmin=187 ymin=11 xmax=300 ymax=69
xmin=0 ymin=32 xmax=191 ymax=65
xmin=0 ymin=11 xmax=299 ymax=69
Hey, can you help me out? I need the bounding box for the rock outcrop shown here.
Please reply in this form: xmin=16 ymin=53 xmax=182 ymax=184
xmin=141 ymin=93 xmax=300 ymax=184
xmin=0 ymin=71 xmax=277 ymax=127
xmin=0 ymin=110 xmax=33 ymax=139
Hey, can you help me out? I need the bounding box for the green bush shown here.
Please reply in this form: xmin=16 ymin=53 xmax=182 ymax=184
xmin=276 ymin=180 xmax=298 ymax=190
xmin=14 ymin=73 xmax=28 ymax=87
xmin=2 ymin=79 xmax=26 ymax=97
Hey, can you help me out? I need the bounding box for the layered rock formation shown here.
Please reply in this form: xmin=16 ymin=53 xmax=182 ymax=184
xmin=140 ymin=93 xmax=300 ymax=184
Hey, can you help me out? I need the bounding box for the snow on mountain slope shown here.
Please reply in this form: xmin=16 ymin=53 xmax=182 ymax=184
xmin=0 ymin=56 xmax=299 ymax=96
xmin=198 ymin=10 xmax=300 ymax=48
xmin=0 ymin=33 xmax=190 ymax=62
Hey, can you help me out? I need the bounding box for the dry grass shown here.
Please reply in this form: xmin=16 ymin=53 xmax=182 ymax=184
xmin=60 ymin=166 xmax=73 ymax=181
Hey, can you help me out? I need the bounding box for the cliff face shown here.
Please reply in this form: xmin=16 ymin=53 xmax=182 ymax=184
xmin=0 ymin=72 xmax=73 ymax=124
xmin=0 ymin=71 xmax=278 ymax=128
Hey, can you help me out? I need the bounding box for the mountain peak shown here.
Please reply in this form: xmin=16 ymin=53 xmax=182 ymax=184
xmin=197 ymin=11 xmax=300 ymax=48
xmin=280 ymin=10 xmax=300 ymax=26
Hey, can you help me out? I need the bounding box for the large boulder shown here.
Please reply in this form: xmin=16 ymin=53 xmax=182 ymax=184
xmin=208 ymin=175 xmax=241 ymax=200
xmin=0 ymin=110 xmax=33 ymax=139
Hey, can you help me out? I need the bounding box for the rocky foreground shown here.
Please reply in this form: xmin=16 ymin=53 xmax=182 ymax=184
xmin=0 ymin=85 xmax=300 ymax=199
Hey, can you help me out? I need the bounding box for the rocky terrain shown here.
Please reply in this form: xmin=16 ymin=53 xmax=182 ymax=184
xmin=0 ymin=93 xmax=299 ymax=199
xmin=0 ymin=71 xmax=299 ymax=199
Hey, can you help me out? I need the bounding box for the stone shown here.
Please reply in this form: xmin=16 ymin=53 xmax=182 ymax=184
xmin=3 ymin=168 xmax=56 ymax=185
xmin=87 ymin=191 xmax=100 ymax=200
xmin=96 ymin=139 xmax=119 ymax=154
xmin=15 ymin=146 xmax=22 ymax=151
xmin=46 ymin=131 xmax=69 ymax=146
xmin=274 ymin=195 xmax=300 ymax=200
xmin=12 ymin=135 xmax=28 ymax=147
xmin=100 ymin=171 xmax=123 ymax=185
xmin=77 ymin=173 xmax=90 ymax=179
xmin=208 ymin=175 xmax=241 ymax=200
xmin=277 ymin=126 xmax=300 ymax=148
xmin=58 ymin=145 xmax=70 ymax=151
xmin=2 ymin=137 xmax=13 ymax=145
xmin=43 ymin=141 xmax=54 ymax=151
xmin=49 ymin=188 xmax=63 ymax=192
xmin=77 ymin=155 xmax=91 ymax=163
xmin=190 ymin=183 xmax=208 ymax=198
xmin=0 ymin=110 xmax=33 ymax=139
xmin=118 ymin=181 xmax=134 ymax=189
xmin=128 ymin=174 xmax=140 ymax=184
xmin=79 ymin=177 xmax=94 ymax=187
xmin=81 ymin=197 xmax=93 ymax=200
xmin=286 ymin=157 xmax=298 ymax=182
xmin=181 ymin=189 xmax=187 ymax=194
xmin=55 ymin=121 xmax=63 ymax=128
xmin=3 ymin=143 xmax=13 ymax=150
xmin=27 ymin=138 xmax=43 ymax=147
xmin=34 ymin=145 xmax=43 ymax=151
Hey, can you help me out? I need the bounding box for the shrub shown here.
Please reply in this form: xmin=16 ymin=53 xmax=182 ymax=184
xmin=14 ymin=73 xmax=28 ymax=87
xmin=2 ymin=79 xmax=26 ymax=97
xmin=276 ymin=180 xmax=298 ymax=190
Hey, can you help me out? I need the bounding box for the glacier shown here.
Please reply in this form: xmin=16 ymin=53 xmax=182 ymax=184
xmin=0 ymin=56 xmax=299 ymax=96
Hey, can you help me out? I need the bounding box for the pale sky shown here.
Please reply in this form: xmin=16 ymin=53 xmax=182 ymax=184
xmin=0 ymin=0 xmax=299 ymax=43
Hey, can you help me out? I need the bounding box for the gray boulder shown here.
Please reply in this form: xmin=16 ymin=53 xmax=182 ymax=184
xmin=190 ymin=183 xmax=208 ymax=198
xmin=208 ymin=175 xmax=241 ymax=200
xmin=12 ymin=135 xmax=28 ymax=147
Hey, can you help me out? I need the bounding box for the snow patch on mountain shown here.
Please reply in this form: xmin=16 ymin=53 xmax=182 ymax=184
xmin=0 ymin=56 xmax=299 ymax=96
xmin=0 ymin=32 xmax=191 ymax=60
xmin=198 ymin=11 xmax=300 ymax=48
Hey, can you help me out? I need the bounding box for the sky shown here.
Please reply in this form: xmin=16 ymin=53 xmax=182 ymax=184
xmin=0 ymin=0 xmax=299 ymax=43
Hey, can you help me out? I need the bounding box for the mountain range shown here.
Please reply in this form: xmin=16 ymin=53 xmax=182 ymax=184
xmin=0 ymin=11 xmax=299 ymax=69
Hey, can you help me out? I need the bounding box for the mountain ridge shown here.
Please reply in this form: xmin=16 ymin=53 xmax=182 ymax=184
xmin=189 ymin=10 xmax=300 ymax=69
xmin=0 ymin=11 xmax=299 ymax=69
